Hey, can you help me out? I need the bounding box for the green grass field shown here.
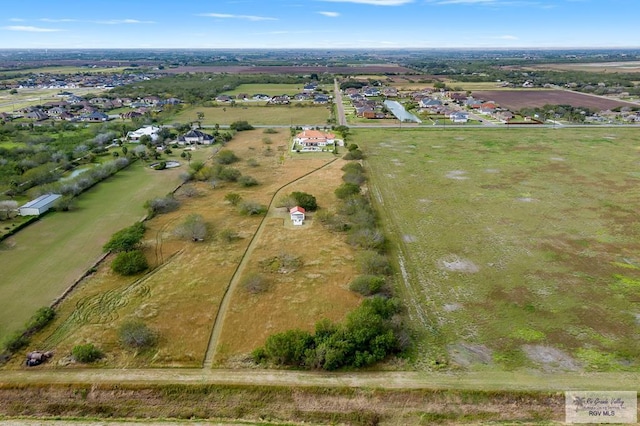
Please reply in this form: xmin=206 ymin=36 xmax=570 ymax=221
xmin=0 ymin=159 xmax=184 ymax=343
xmin=221 ymin=83 xmax=315 ymax=96
xmin=175 ymin=104 xmax=331 ymax=126
xmin=0 ymin=66 xmax=131 ymax=77
xmin=358 ymin=127 xmax=640 ymax=372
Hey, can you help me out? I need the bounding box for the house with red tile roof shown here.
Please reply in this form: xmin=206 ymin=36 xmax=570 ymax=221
xmin=290 ymin=206 xmax=305 ymax=226
xmin=293 ymin=129 xmax=341 ymax=151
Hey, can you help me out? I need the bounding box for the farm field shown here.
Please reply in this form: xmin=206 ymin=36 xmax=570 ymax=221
xmin=0 ymin=87 xmax=102 ymax=113
xmin=221 ymin=83 xmax=323 ymax=96
xmin=0 ymin=159 xmax=184 ymax=343
xmin=471 ymin=89 xmax=636 ymax=111
xmin=358 ymin=127 xmax=640 ymax=372
xmin=14 ymin=129 xmax=360 ymax=368
xmin=0 ymin=66 xmax=130 ymax=76
xmin=175 ymin=104 xmax=331 ymax=126
xmin=526 ymin=61 xmax=640 ymax=73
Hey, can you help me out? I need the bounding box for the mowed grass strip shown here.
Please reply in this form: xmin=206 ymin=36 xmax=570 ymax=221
xmin=175 ymin=104 xmax=331 ymax=126
xmin=0 ymin=160 xmax=183 ymax=342
xmin=359 ymin=127 xmax=640 ymax=372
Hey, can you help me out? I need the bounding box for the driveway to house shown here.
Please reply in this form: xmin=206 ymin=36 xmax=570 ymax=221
xmin=333 ymin=78 xmax=347 ymax=126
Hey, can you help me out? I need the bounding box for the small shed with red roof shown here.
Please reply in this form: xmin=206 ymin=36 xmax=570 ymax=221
xmin=289 ymin=206 xmax=305 ymax=226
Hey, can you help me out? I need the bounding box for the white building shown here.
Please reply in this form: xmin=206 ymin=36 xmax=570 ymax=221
xmin=126 ymin=125 xmax=162 ymax=142
xmin=19 ymin=193 xmax=62 ymax=216
xmin=289 ymin=206 xmax=305 ymax=226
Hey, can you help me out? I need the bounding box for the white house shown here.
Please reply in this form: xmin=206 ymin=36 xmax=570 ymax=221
xmin=289 ymin=206 xmax=305 ymax=226
xmin=126 ymin=125 xmax=162 ymax=142
xmin=293 ymin=129 xmax=342 ymax=151
xmin=19 ymin=193 xmax=62 ymax=216
xmin=449 ymin=111 xmax=470 ymax=123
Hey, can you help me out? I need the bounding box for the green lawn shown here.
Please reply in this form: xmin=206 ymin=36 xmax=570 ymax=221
xmin=222 ymin=83 xmax=329 ymax=97
xmin=0 ymin=159 xmax=185 ymax=342
xmin=175 ymin=105 xmax=331 ymax=126
xmin=358 ymin=127 xmax=640 ymax=372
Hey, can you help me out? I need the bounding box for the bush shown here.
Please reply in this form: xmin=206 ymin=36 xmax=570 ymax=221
xmin=238 ymin=175 xmax=259 ymax=187
xmin=357 ymin=250 xmax=391 ymax=275
xmin=219 ymin=228 xmax=239 ymax=243
xmin=229 ymin=120 xmax=254 ymax=131
xmin=111 ymin=250 xmax=148 ymax=276
xmin=103 ymin=222 xmax=146 ymax=253
xmin=343 ymin=149 xmax=364 ymax=160
xmin=174 ymin=213 xmax=207 ymax=241
xmin=349 ymin=275 xmax=386 ymax=296
xmin=145 ymin=196 xmax=180 ymax=216
xmin=238 ymin=201 xmax=267 ymax=216
xmin=335 ymin=183 xmax=360 ymax=199
xmin=25 ymin=307 xmax=56 ymax=334
xmin=341 ymin=162 xmax=364 ymax=173
xmin=214 ymin=165 xmax=242 ymax=182
xmin=224 ymin=192 xmax=242 ymax=206
xmin=3 ymin=332 xmax=29 ymax=353
xmin=72 ymin=343 xmax=103 ymax=363
xmin=216 ymin=149 xmax=239 ymax=165
xmin=118 ymin=321 xmax=157 ymax=349
xmin=347 ymin=227 xmax=385 ymax=250
xmin=242 ymin=273 xmax=269 ymax=294
xmin=246 ymin=158 xmax=259 ymax=167
xmin=290 ymin=191 xmax=317 ymax=211
xmin=262 ymin=329 xmax=313 ymax=366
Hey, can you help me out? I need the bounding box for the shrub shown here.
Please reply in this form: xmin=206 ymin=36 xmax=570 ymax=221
xmin=174 ymin=213 xmax=207 ymax=241
xmin=290 ymin=191 xmax=317 ymax=211
xmin=342 ymin=171 xmax=366 ymax=186
xmin=347 ymin=227 xmax=385 ymax=250
xmin=214 ymin=165 xmax=241 ymax=182
xmin=3 ymin=332 xmax=29 ymax=353
xmin=262 ymin=329 xmax=314 ymax=366
xmin=145 ymin=196 xmax=180 ymax=216
xmin=238 ymin=175 xmax=259 ymax=187
xmin=219 ymin=228 xmax=239 ymax=243
xmin=242 ymin=273 xmax=269 ymax=294
xmin=25 ymin=307 xmax=56 ymax=334
xmin=229 ymin=120 xmax=254 ymax=131
xmin=349 ymin=275 xmax=386 ymax=296
xmin=238 ymin=201 xmax=267 ymax=216
xmin=224 ymin=192 xmax=242 ymax=206
xmin=341 ymin=162 xmax=364 ymax=173
xmin=216 ymin=149 xmax=239 ymax=165
xmin=343 ymin=149 xmax=364 ymax=160
xmin=111 ymin=250 xmax=148 ymax=276
xmin=118 ymin=321 xmax=157 ymax=349
xmin=246 ymin=158 xmax=259 ymax=167
xmin=72 ymin=343 xmax=103 ymax=363
xmin=103 ymin=222 xmax=146 ymax=253
xmin=357 ymin=250 xmax=391 ymax=275
xmin=263 ymin=128 xmax=278 ymax=134
xmin=334 ymin=182 xmax=360 ymax=199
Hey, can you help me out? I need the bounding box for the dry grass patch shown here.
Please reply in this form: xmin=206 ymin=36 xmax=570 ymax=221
xmin=215 ymin=159 xmax=362 ymax=363
xmin=12 ymin=131 xmax=346 ymax=368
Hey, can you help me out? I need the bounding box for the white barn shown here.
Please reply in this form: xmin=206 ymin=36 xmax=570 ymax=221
xmin=19 ymin=193 xmax=62 ymax=216
xmin=289 ymin=206 xmax=305 ymax=226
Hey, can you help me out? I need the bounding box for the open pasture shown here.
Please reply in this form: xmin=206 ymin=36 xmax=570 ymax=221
xmin=0 ymin=160 xmax=183 ymax=343
xmin=472 ymin=89 xmax=636 ymax=111
xmin=176 ymin=104 xmax=331 ymax=126
xmin=359 ymin=127 xmax=640 ymax=372
xmin=19 ymin=130 xmax=358 ymax=367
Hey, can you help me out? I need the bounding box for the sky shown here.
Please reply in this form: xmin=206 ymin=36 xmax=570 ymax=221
xmin=0 ymin=0 xmax=637 ymax=50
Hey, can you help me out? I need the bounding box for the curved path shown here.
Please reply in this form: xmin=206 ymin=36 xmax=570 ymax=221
xmin=202 ymin=157 xmax=338 ymax=368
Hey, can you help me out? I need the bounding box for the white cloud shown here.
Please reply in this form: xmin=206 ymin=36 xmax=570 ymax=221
xmin=318 ymin=11 xmax=341 ymax=17
xmin=39 ymin=18 xmax=78 ymax=22
xmin=432 ymin=0 xmax=496 ymax=4
xmin=94 ymin=19 xmax=155 ymax=24
xmin=198 ymin=13 xmax=278 ymax=21
xmin=3 ymin=25 xmax=63 ymax=32
xmin=9 ymin=18 xmax=25 ymax=22
xmin=319 ymin=0 xmax=413 ymax=5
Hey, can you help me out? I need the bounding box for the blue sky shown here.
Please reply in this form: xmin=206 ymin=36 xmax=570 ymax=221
xmin=1 ymin=0 xmax=637 ymax=49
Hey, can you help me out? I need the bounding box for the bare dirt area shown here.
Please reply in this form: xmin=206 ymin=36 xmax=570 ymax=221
xmin=472 ymin=89 xmax=636 ymax=111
